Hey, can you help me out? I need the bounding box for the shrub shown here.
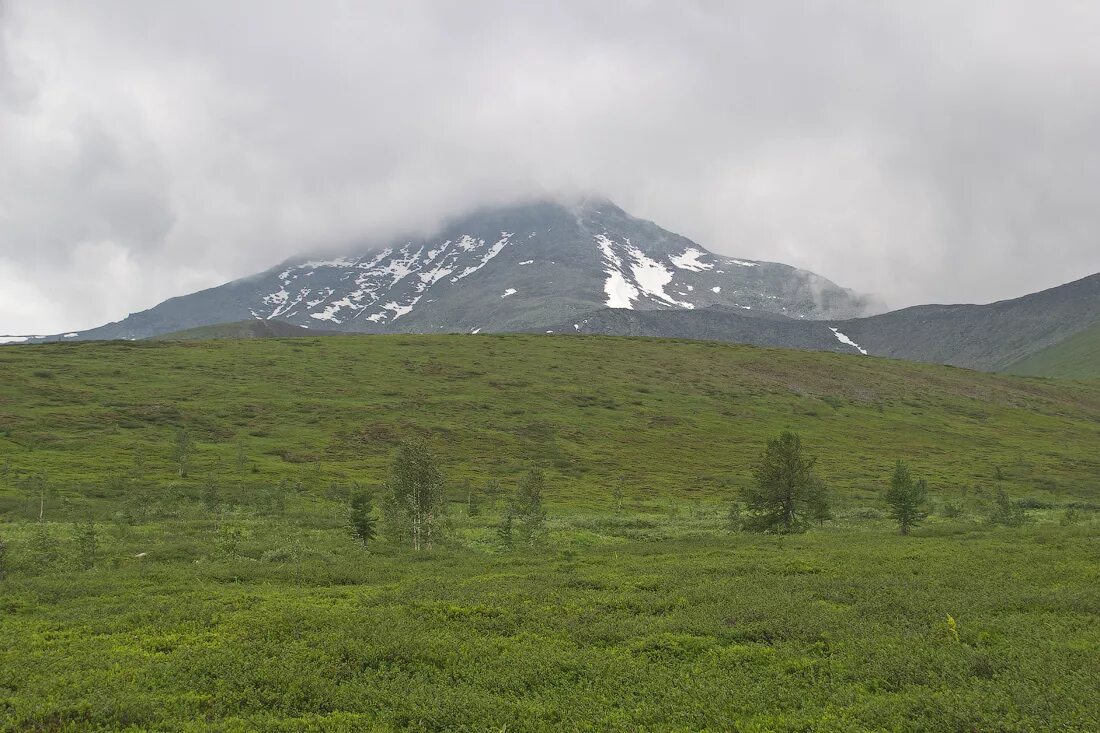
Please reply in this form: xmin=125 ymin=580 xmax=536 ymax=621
xmin=726 ymin=503 xmax=743 ymax=532
xmin=990 ymin=489 xmax=1028 ymax=527
xmin=1016 ymin=497 xmax=1053 ymax=510
xmin=939 ymin=501 xmax=964 ymax=519
xmin=495 ymin=512 xmax=514 ymax=552
xmin=75 ymin=521 xmax=99 ymax=570
xmin=260 ymin=546 xmax=296 ymax=563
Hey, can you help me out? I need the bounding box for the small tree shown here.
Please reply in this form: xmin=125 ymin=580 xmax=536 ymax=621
xmin=809 ymin=476 xmax=833 ymax=526
xmin=27 ymin=523 xmax=61 ymax=574
xmin=0 ymin=535 xmax=7 ymax=580
xmin=612 ymin=476 xmax=626 ymax=513
xmin=466 ymin=483 xmax=482 ymax=517
xmin=132 ymin=446 xmax=147 ymax=480
xmin=235 ymin=441 xmax=248 ymax=475
xmin=483 ymin=479 xmax=503 ymax=510
xmin=75 ymin=520 xmax=99 ymax=570
xmin=726 ymin=502 xmax=743 ymax=532
xmin=22 ymin=474 xmax=49 ymax=522
xmin=512 ymin=468 xmax=548 ymax=546
xmin=496 ymin=511 xmax=514 ymax=551
xmin=742 ymin=431 xmax=827 ymax=533
xmin=884 ymin=460 xmax=928 ymax=535
xmin=201 ymin=476 xmax=220 ymax=513
xmin=990 ymin=489 xmax=1027 ymax=527
xmin=349 ymin=488 xmax=378 ymax=545
xmin=173 ymin=428 xmax=194 ymax=478
xmin=382 ymin=440 xmax=445 ymax=551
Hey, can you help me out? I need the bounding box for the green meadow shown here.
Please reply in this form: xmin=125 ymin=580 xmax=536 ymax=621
xmin=1 ymin=335 xmax=1098 ymax=731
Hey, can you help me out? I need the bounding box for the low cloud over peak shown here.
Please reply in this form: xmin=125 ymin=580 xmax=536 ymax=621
xmin=3 ymin=1 xmax=1100 ymax=333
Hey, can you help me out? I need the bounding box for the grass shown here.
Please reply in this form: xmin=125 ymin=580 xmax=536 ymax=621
xmin=1 ymin=334 xmax=1099 ymax=731
xmin=1004 ymin=320 xmax=1100 ymax=379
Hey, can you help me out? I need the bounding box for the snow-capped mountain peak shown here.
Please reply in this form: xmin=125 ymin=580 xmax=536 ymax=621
xmin=39 ymin=198 xmax=882 ymax=341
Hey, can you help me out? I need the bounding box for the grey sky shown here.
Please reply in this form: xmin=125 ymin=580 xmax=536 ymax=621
xmin=2 ymin=1 xmax=1099 ymax=334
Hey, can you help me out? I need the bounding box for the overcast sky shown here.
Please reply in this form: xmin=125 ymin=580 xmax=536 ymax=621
xmin=2 ymin=1 xmax=1100 ymax=334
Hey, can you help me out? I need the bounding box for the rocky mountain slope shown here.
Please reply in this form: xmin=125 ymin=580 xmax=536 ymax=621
xmin=832 ymin=273 xmax=1100 ymax=371
xmin=554 ymin=273 xmax=1100 ymax=373
xmin=28 ymin=198 xmax=879 ymax=342
xmin=541 ymin=307 xmax=872 ymax=356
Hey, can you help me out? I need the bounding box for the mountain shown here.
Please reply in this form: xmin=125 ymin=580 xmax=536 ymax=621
xmin=556 ymin=273 xmax=1100 ymax=373
xmin=1002 ymin=320 xmax=1100 ymax=379
xmin=833 ymin=273 xmax=1100 ymax=371
xmin=541 ymin=306 xmax=872 ymax=355
xmin=153 ymin=320 xmax=340 ymax=341
xmin=32 ymin=198 xmax=879 ymax=342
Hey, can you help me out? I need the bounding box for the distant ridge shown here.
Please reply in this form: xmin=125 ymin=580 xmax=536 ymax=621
xmin=153 ymin=320 xmax=341 ymax=341
xmin=548 ymin=272 xmax=1100 ymax=373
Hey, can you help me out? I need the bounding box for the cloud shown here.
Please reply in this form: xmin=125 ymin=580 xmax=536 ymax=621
xmin=2 ymin=1 xmax=1100 ymax=332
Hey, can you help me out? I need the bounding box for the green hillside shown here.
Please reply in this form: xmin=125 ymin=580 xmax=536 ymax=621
xmin=1 ymin=335 xmax=1098 ymax=731
xmin=3 ymin=334 xmax=1099 ymax=503
xmin=1003 ymin=319 xmax=1100 ymax=379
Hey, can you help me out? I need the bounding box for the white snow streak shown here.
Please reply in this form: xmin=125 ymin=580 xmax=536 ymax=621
xmin=595 ymin=234 xmax=639 ymax=308
xmin=451 ymin=232 xmax=513 ymax=283
xmin=595 ymin=234 xmax=695 ymax=309
xmin=829 ymin=327 xmax=867 ymax=355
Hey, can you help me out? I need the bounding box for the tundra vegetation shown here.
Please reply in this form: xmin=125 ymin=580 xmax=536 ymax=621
xmin=0 ymin=334 xmax=1098 ymax=731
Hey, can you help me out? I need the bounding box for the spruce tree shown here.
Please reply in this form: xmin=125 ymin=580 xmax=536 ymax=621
xmin=349 ymin=488 xmax=378 ymax=545
xmin=884 ymin=460 xmax=927 ymax=535
xmin=513 ymin=468 xmax=548 ymax=546
xmin=743 ymin=431 xmax=827 ymax=533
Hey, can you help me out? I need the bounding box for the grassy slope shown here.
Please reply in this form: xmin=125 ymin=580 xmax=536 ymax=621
xmin=1 ymin=335 xmax=1099 ymax=731
xmin=2 ymin=334 xmax=1099 ymax=506
xmin=1003 ymin=320 xmax=1100 ymax=379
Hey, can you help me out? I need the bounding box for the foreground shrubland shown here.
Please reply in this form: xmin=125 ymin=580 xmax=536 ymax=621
xmin=1 ymin=335 xmax=1098 ymax=730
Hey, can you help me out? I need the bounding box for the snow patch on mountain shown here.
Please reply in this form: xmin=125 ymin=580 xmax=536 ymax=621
xmin=830 ymin=327 xmax=867 ymax=355
xmin=451 ymin=232 xmax=514 ymax=283
xmin=669 ymin=248 xmax=713 ymax=272
xmin=595 ymin=233 xmax=695 ymax=309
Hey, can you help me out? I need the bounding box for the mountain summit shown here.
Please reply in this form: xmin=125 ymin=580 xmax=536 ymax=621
xmin=57 ymin=198 xmax=881 ymax=341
